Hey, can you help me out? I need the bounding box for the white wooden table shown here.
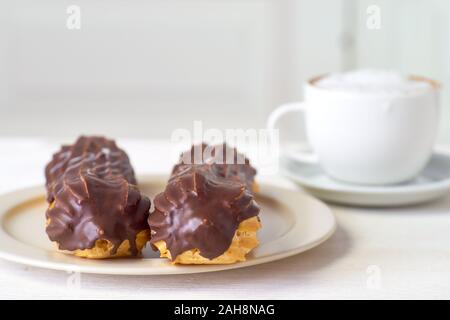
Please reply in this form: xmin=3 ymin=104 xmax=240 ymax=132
xmin=1 ymin=138 xmax=449 ymax=299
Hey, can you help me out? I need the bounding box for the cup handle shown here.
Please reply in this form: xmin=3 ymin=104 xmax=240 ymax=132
xmin=267 ymin=102 xmax=318 ymax=164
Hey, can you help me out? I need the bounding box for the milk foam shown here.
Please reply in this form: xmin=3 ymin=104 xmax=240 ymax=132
xmin=315 ymin=69 xmax=433 ymax=95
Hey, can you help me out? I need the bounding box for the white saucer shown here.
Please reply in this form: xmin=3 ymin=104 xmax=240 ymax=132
xmin=0 ymin=175 xmax=336 ymax=275
xmin=281 ymin=151 xmax=450 ymax=207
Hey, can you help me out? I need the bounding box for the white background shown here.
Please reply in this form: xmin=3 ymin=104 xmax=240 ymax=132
xmin=1 ymin=0 xmax=449 ymax=141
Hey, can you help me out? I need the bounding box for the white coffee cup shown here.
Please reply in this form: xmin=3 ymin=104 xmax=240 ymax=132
xmin=268 ymin=72 xmax=440 ymax=185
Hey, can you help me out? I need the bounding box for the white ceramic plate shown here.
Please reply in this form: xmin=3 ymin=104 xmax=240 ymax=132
xmin=0 ymin=175 xmax=336 ymax=275
xmin=281 ymin=151 xmax=450 ymax=207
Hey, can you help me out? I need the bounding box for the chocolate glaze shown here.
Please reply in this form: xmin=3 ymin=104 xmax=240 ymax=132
xmin=45 ymin=136 xmax=150 ymax=255
xmin=45 ymin=136 xmax=136 ymax=203
xmin=149 ymin=144 xmax=260 ymax=260
xmin=173 ymin=143 xmax=257 ymax=190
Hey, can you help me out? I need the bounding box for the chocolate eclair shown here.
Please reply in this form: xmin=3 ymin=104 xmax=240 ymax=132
xmin=45 ymin=136 xmax=151 ymax=259
xmin=149 ymin=144 xmax=261 ymax=264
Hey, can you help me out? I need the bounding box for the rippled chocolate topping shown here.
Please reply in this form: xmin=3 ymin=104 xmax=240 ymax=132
xmin=149 ymin=144 xmax=259 ymax=260
xmin=45 ymin=136 xmax=150 ymax=255
xmin=173 ymin=143 xmax=257 ymax=190
xmin=45 ymin=136 xmax=136 ymax=203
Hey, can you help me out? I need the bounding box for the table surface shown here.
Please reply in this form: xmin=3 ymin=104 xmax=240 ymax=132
xmin=0 ymin=138 xmax=449 ymax=300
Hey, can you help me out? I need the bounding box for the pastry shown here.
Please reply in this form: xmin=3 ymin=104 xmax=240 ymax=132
xmin=149 ymin=144 xmax=261 ymax=264
xmin=45 ymin=136 xmax=151 ymax=259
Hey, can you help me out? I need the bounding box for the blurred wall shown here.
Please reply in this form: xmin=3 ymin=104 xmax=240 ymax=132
xmin=0 ymin=0 xmax=345 ymax=139
xmin=0 ymin=0 xmax=448 ymax=142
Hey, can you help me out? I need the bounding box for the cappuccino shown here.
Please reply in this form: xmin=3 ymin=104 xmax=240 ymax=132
xmin=314 ymin=69 xmax=433 ymax=96
xmin=268 ymin=70 xmax=439 ymax=185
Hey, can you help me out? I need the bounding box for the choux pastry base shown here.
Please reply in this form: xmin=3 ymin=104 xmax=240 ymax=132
xmin=70 ymin=230 xmax=150 ymax=259
xmin=153 ymin=216 xmax=261 ymax=265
